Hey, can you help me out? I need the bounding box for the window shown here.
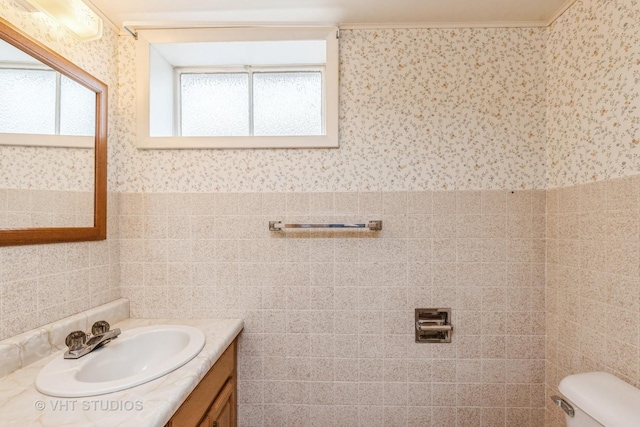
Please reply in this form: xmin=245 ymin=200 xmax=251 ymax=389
xmin=178 ymin=68 xmax=323 ymax=137
xmin=180 ymin=71 xmax=250 ymax=137
xmin=135 ymin=27 xmax=339 ymax=149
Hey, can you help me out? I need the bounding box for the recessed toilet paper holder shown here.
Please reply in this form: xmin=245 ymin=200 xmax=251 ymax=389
xmin=415 ymin=308 xmax=453 ymax=343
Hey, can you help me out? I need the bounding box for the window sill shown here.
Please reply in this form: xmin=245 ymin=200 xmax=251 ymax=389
xmin=0 ymin=133 xmax=94 ymax=148
xmin=135 ymin=135 xmax=338 ymax=149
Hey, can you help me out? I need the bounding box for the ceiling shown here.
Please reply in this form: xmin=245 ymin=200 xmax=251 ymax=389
xmin=86 ymin=0 xmax=575 ymax=31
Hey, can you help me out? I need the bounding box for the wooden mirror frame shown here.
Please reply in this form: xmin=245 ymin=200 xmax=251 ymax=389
xmin=0 ymin=17 xmax=107 ymax=246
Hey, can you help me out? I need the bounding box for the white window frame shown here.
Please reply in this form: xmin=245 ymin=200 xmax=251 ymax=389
xmin=135 ymin=27 xmax=339 ymax=149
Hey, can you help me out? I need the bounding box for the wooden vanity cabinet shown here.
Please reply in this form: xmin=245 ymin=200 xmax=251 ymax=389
xmin=166 ymin=338 xmax=237 ymax=427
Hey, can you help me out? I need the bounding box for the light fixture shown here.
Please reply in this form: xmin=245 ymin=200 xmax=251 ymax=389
xmin=20 ymin=0 xmax=103 ymax=41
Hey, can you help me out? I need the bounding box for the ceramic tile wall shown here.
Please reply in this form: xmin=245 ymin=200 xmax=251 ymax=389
xmin=544 ymin=176 xmax=640 ymax=426
xmin=120 ymin=189 xmax=546 ymax=426
xmin=0 ymin=189 xmax=94 ymax=228
xmin=0 ymin=192 xmax=120 ymax=340
xmin=0 ymin=0 xmax=121 ymax=340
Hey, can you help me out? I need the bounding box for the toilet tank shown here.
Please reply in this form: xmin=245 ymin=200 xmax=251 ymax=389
xmin=558 ymin=372 xmax=640 ymax=427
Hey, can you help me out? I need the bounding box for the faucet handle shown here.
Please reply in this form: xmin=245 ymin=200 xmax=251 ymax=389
xmin=65 ymin=331 xmax=87 ymax=351
xmin=91 ymin=320 xmax=110 ymax=336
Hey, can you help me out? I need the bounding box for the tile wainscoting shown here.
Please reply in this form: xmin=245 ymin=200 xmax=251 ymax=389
xmin=0 ymin=189 xmax=95 ymax=229
xmin=545 ymin=176 xmax=640 ymax=426
xmin=0 ymin=192 xmax=120 ymax=341
xmin=119 ymin=189 xmax=546 ymax=427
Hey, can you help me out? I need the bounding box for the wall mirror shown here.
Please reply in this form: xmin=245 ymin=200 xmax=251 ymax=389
xmin=0 ymin=17 xmax=107 ymax=246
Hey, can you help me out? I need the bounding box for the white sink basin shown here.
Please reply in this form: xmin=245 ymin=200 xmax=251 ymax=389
xmin=36 ymin=325 xmax=206 ymax=397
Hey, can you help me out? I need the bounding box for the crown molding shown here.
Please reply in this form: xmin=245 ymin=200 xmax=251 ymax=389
xmin=546 ymin=0 xmax=579 ymax=26
xmin=339 ymin=20 xmax=547 ymax=30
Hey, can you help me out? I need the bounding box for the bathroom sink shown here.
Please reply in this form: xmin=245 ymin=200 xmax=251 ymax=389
xmin=35 ymin=325 xmax=206 ymax=397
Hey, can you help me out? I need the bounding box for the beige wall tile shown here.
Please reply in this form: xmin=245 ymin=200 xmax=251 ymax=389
xmin=261 ymin=193 xmax=286 ymax=215
xmin=382 ymin=192 xmax=407 ymax=215
xmin=286 ymin=193 xmax=309 ymax=215
xmin=607 ymin=176 xmax=638 ymax=211
xmin=457 ymin=191 xmax=482 ymax=215
xmin=308 ymin=193 xmax=334 ymax=214
xmin=433 ymin=215 xmax=457 ymax=238
xmin=359 ymin=192 xmax=382 ymax=214
xmin=433 ymin=192 xmax=456 ymax=215
xmin=482 ymin=191 xmax=508 ymax=215
xmin=458 ymin=215 xmax=483 ymax=238
xmin=7 ymin=189 xmax=30 ymax=212
xmin=237 ymin=193 xmax=262 ymax=215
xmin=507 ymin=191 xmax=531 ymax=215
xmin=407 ymin=191 xmax=432 ymax=215
xmin=334 ymin=193 xmax=358 ymax=214
xmin=558 ymin=187 xmax=580 ymax=213
xmin=165 ymin=193 xmax=191 ymax=216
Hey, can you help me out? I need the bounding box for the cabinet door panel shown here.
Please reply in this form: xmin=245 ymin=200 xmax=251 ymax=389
xmin=212 ymin=400 xmax=231 ymax=427
xmin=209 ymin=379 xmax=234 ymax=427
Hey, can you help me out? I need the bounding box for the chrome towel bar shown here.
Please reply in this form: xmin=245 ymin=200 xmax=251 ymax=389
xmin=269 ymin=220 xmax=382 ymax=231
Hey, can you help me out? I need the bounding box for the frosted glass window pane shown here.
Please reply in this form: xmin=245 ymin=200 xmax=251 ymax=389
xmin=60 ymin=75 xmax=95 ymax=136
xmin=181 ymin=73 xmax=249 ymax=136
xmin=0 ymin=69 xmax=56 ymax=134
xmin=253 ymin=72 xmax=322 ymax=136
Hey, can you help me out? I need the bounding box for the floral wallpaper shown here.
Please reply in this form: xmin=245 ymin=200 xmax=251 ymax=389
xmin=0 ymin=147 xmax=94 ymax=191
xmin=547 ymin=0 xmax=640 ymax=187
xmin=116 ymin=27 xmax=547 ymax=193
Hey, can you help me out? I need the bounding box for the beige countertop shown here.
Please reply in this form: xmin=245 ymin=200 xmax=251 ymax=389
xmin=0 ymin=301 xmax=243 ymax=427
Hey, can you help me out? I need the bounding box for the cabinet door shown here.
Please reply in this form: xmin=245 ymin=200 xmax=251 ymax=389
xmin=209 ymin=380 xmax=234 ymax=427
xmin=166 ymin=339 xmax=237 ymax=427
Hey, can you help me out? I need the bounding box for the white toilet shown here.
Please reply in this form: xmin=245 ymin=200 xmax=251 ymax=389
xmin=553 ymin=372 xmax=640 ymax=426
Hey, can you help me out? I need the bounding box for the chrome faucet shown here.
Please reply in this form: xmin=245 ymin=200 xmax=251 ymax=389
xmin=64 ymin=320 xmax=121 ymax=359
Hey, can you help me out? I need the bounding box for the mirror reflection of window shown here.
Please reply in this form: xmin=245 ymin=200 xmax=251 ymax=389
xmin=60 ymin=75 xmax=96 ymax=136
xmin=0 ymin=68 xmax=57 ymax=134
xmin=0 ymin=39 xmax=95 ymax=137
xmin=0 ymin=68 xmax=94 ymax=136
